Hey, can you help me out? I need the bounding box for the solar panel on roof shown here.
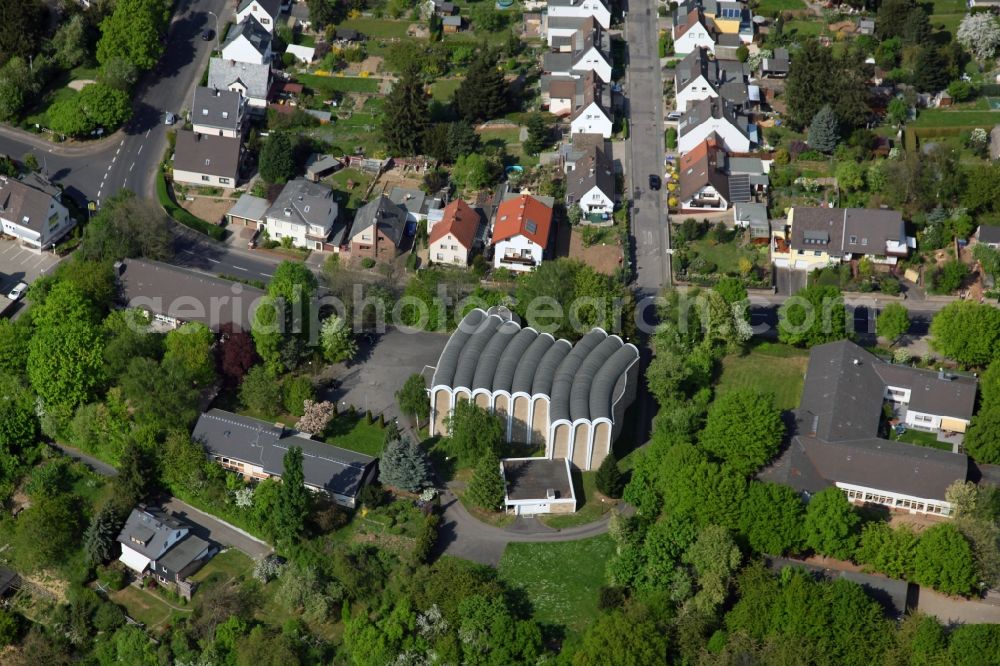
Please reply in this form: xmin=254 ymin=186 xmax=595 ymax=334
xmin=728 ymin=174 xmax=751 ymax=203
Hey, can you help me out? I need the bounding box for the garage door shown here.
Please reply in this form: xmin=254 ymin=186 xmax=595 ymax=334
xmin=794 ymin=260 xmax=811 ymax=270
xmin=773 ymin=258 xmax=789 ymax=268
xmin=517 ymin=503 xmax=550 ymax=516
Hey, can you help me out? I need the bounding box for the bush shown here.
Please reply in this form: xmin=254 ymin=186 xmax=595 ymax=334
xmin=358 ymin=483 xmax=388 ymax=508
xmin=156 ymin=173 xmax=226 ymax=240
xmin=282 ymin=375 xmax=315 ymax=417
xmin=97 ymin=566 xmax=128 ymax=591
xmin=688 ymin=256 xmax=717 ymax=274
xmin=361 ymin=257 xmax=376 ymax=269
xmin=665 ymin=127 xmax=678 ymax=150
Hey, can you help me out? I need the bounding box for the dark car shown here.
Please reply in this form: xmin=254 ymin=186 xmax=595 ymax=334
xmin=201 ymin=29 xmax=214 ymax=41
xmin=648 ymin=174 xmax=661 ymax=190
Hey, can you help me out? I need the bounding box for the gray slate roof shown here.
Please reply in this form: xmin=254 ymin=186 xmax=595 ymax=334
xmin=0 ymin=173 xmax=61 ymax=235
xmin=790 ymin=207 xmax=905 ymax=255
xmin=679 ymin=97 xmax=752 ymax=141
xmin=979 ymin=224 xmax=1000 ymax=244
xmin=192 ymin=87 xmax=243 ymax=132
xmin=762 ymin=340 xmax=976 ymax=502
xmin=389 ymin=187 xmax=427 ymax=216
xmin=228 ymin=193 xmax=269 ymax=222
xmin=117 ymin=508 xmax=186 ymax=560
xmin=352 ymin=195 xmax=408 ymax=246
xmin=432 ymin=307 xmax=639 ymax=423
xmin=208 ymin=58 xmax=270 ymax=99
xmin=157 ymin=535 xmax=209 ymax=577
xmin=734 ymin=201 xmax=768 ymax=228
xmin=567 ymin=145 xmax=615 ymax=205
xmin=117 ymin=258 xmax=264 ymax=331
xmin=223 ymin=16 xmax=273 ymax=56
xmin=238 ymin=0 xmax=280 ymax=17
xmin=173 ymin=130 xmax=241 ymax=179
xmin=265 ymin=178 xmax=339 ymax=234
xmin=192 ymin=409 xmax=376 ymax=499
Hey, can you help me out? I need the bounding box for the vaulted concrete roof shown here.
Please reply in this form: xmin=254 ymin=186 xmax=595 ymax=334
xmin=432 ymin=307 xmax=639 ymax=423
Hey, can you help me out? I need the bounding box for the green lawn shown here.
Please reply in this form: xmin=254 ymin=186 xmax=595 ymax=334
xmin=431 ymin=77 xmax=463 ymax=102
xmin=891 ymin=427 xmax=952 ymax=451
xmin=309 ymin=112 xmax=384 ymax=156
xmin=784 ymin=20 xmax=824 ymax=37
xmin=930 ymin=0 xmax=966 ymax=13
xmin=297 ymin=73 xmax=380 ymax=94
xmin=754 ymin=0 xmax=806 ymax=12
xmin=498 ymin=534 xmax=614 ymax=632
xmin=716 ymin=342 xmax=810 ymax=411
xmin=911 ymin=109 xmax=1000 ymax=128
xmin=540 ymin=471 xmax=617 ymax=529
xmin=110 ymin=585 xmax=177 ymax=629
xmin=686 ymin=237 xmax=763 ymax=274
xmin=930 ymin=12 xmax=963 ymax=36
xmin=327 ymin=167 xmax=374 ymax=208
xmin=24 ymin=85 xmax=78 ymax=129
xmin=339 ymin=17 xmax=411 ymax=39
xmin=477 ymin=126 xmax=521 ymax=147
xmin=324 ymin=413 xmax=387 ymax=457
xmin=190 ymin=549 xmax=254 ymax=585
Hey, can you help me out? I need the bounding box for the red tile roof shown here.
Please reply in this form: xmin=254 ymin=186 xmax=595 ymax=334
xmin=493 ymin=195 xmax=553 ymax=246
xmin=429 ymin=199 xmax=479 ymax=249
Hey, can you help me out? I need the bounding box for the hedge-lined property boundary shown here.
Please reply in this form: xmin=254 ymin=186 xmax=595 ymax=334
xmin=156 ymin=170 xmax=227 ymax=241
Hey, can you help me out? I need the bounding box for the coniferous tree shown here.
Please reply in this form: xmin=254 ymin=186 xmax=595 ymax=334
xmin=466 ymin=449 xmax=505 ymax=511
xmin=272 ymin=446 xmax=310 ymax=544
xmin=447 ymin=121 xmax=481 ymax=158
xmin=259 ymin=133 xmax=295 ymax=184
xmin=595 ymin=453 xmax=624 ymax=499
xmin=84 ymin=504 xmax=124 ymax=564
xmin=379 ymin=434 xmax=433 ymax=492
xmin=523 ymin=113 xmax=550 ymax=155
xmin=807 ymin=105 xmax=840 ymax=153
xmin=456 ymin=49 xmax=507 ymax=122
xmin=381 ymin=62 xmax=428 ymax=156
xmin=912 ymin=46 xmax=950 ymax=93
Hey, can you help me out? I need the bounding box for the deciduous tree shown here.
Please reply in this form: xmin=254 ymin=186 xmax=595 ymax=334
xmin=445 ymin=400 xmax=503 ymax=462
xmin=778 ymin=284 xmax=849 ymax=348
xmin=595 ymin=452 xmax=624 ymax=498
xmin=466 ymin=448 xmax=504 ymax=511
xmin=957 ymin=13 xmax=1000 ymax=61
xmin=929 ymin=301 xmax=1000 ymax=366
xmin=97 ymin=0 xmax=168 ymax=70
xmin=856 ymin=522 xmax=917 ymax=579
xmin=216 ymin=322 xmax=258 ymax=387
xmin=739 ymin=481 xmax=805 ymax=556
xmin=320 ymin=315 xmax=357 ymax=363
xmin=877 ymin=303 xmax=910 ymax=345
xmin=912 ymin=523 xmax=978 ymax=595
xmin=78 ymin=83 xmax=133 ymax=128
xmin=163 ymin=322 xmax=217 ymax=386
xmin=396 ymin=373 xmax=430 ymax=425
xmin=699 ymin=388 xmax=784 ymax=475
xmin=802 ymin=486 xmax=860 ymax=559
xmin=14 ymin=493 xmax=85 ymax=570
xmin=240 ymin=365 xmax=284 ymax=418
xmin=964 ymin=407 xmax=1000 ymax=464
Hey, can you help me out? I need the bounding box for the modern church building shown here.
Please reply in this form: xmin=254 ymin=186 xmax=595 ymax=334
xmin=429 ymin=307 xmax=640 ymax=471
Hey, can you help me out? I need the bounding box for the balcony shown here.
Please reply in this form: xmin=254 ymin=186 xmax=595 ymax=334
xmin=498 ymin=255 xmax=538 ymax=268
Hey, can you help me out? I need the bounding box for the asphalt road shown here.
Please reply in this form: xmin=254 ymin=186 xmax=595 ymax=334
xmin=625 ymin=0 xmax=669 ymax=302
xmin=171 ymin=226 xmax=282 ymax=282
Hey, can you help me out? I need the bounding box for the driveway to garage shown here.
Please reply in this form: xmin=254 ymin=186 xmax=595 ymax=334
xmin=322 ymin=327 xmax=449 ymax=422
xmin=774 ymin=266 xmax=807 ymax=296
xmin=0 ymin=240 xmax=63 ymax=317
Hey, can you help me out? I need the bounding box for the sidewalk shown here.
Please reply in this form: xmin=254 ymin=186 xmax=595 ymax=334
xmin=0 ymin=123 xmax=122 ymax=157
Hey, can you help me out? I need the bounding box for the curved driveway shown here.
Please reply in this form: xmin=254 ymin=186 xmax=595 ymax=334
xmin=435 ymin=489 xmax=615 ymax=566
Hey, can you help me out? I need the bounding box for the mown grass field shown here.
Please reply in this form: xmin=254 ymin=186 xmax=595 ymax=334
xmin=540 ymin=471 xmax=616 ymax=529
xmin=685 ymin=236 xmax=764 ymax=274
xmin=911 ymin=109 xmax=1000 ymax=128
xmin=715 ymin=342 xmax=809 ymax=411
xmin=339 ymin=17 xmax=411 ymax=38
xmin=754 ymin=0 xmax=806 ymax=13
xmin=297 ymin=73 xmax=380 ymax=94
xmin=498 ymin=534 xmax=614 ymax=632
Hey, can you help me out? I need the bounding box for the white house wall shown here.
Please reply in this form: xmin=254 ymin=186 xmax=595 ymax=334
xmin=494 ymin=235 xmax=543 ymax=271
xmin=679 ymin=120 xmax=750 ymax=154
xmin=673 ymin=28 xmax=715 ymax=56
xmin=570 ymin=103 xmax=613 ymax=138
xmin=221 ymin=38 xmax=269 ymax=65
xmin=577 ymin=185 xmax=614 ymax=213
xmin=237 ymin=5 xmax=277 ymax=32
xmin=675 ymin=75 xmax=718 ymax=112
xmin=173 ymin=169 xmax=237 ymax=189
xmin=548 ymin=2 xmax=611 ymax=29
xmin=837 ymin=482 xmax=952 ymax=516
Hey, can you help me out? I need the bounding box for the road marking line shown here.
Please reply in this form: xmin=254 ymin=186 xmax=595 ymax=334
xmin=205 ymin=257 xmax=220 ymax=264
xmin=146 ymin=129 xmax=151 ymax=138
xmin=116 ymin=147 xmax=121 ymax=156
xmin=120 ymin=139 xmax=124 ymax=146
xmin=262 ymin=272 xmax=273 ymax=277
xmin=233 ymin=265 xmax=248 ymax=271
xmin=137 ymin=145 xmax=143 ymax=155
xmin=21 ymin=254 xmax=35 ymax=266
xmin=129 ymin=162 xmax=135 ymax=171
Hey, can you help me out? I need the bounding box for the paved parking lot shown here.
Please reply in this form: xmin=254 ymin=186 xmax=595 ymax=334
xmin=0 ymin=239 xmax=62 ymax=294
xmin=322 ymin=328 xmax=449 ymax=423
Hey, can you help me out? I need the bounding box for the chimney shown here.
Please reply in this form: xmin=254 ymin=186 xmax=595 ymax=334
xmin=546 ymin=488 xmax=557 ymax=500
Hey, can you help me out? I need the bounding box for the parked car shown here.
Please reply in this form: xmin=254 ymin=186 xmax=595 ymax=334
xmin=666 ymin=111 xmax=682 ymax=121
xmin=648 ymin=174 xmax=661 ymax=191
xmin=7 ymin=282 xmax=28 ymax=301
xmin=201 ymin=29 xmax=215 ymax=41
xmin=164 ymin=112 xmax=176 ymax=126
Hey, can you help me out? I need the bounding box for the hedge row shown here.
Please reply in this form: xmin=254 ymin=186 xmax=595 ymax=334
xmin=155 ymin=171 xmax=227 ymax=241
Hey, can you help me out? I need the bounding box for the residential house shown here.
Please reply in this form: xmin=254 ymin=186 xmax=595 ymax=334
xmin=192 ymin=409 xmax=377 ymax=508
xmin=672 ymin=8 xmax=716 ymax=56
xmin=220 ymin=16 xmax=273 ymax=64
xmin=432 ymin=0 xmax=458 ymax=14
xmin=760 ymin=47 xmax=789 ymax=78
xmin=677 ymin=96 xmax=754 ymax=153
xmin=541 ymin=76 xmax=580 ymax=116
xmin=727 ymin=154 xmax=769 ymax=200
xmin=208 ymin=58 xmax=271 ymax=111
xmin=429 ymin=199 xmax=479 ymax=265
xmin=172 ymin=130 xmax=242 ymax=188
xmin=335 ymin=28 xmax=365 ymax=42
xmin=678 ymin=135 xmax=730 ymax=212
xmin=734 ymin=201 xmax=769 ymax=239
xmin=0 ymin=172 xmax=73 ymax=251
xmin=117 ymin=507 xmax=212 ymax=598
xmin=115 ymin=258 xmax=264 ymax=331
xmin=674 ymin=47 xmax=754 ymax=112
xmin=759 ymin=340 xmax=977 ymax=517
xmin=389 ymin=186 xmax=443 ymax=224
xmin=235 ymin=0 xmax=281 ymax=32
xmin=543 ymin=19 xmax=613 ymax=83
xmin=349 ymin=195 xmax=408 ymax=261
xmin=977 ymin=224 xmax=1000 ymax=249
xmin=569 ymin=72 xmax=614 ymax=138
xmin=492 ymin=194 xmax=554 ymax=271
xmin=771 ymin=207 xmax=914 ymax=270
xmin=713 ymin=32 xmax=742 ymax=60
xmin=566 ymin=144 xmax=615 ymax=218
xmin=263 ymin=178 xmax=343 ymax=251
xmin=442 ymin=15 xmax=463 ymax=32
xmin=191 ymin=87 xmax=247 ymax=138
xmin=546 ymin=0 xmax=611 ymax=31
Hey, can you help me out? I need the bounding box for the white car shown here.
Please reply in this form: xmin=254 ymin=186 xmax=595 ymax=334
xmin=7 ymin=282 xmax=27 ymax=300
